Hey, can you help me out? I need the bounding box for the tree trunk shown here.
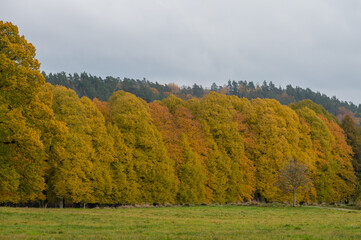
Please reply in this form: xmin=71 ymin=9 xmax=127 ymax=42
xmin=59 ymin=198 xmax=64 ymax=208
xmin=39 ymin=200 xmax=48 ymax=208
xmin=293 ymin=189 xmax=296 ymax=207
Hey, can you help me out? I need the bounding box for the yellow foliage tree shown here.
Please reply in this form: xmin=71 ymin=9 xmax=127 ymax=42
xmin=51 ymin=86 xmax=95 ymax=205
xmin=0 ymin=21 xmax=53 ymax=203
xmin=177 ymin=134 xmax=206 ymax=203
xmin=292 ymin=104 xmax=356 ymax=203
xmin=238 ymin=98 xmax=316 ymax=202
xmin=197 ymin=92 xmax=255 ymax=202
xmin=109 ymin=91 xmax=177 ymax=204
xmin=80 ymin=97 xmax=114 ymax=204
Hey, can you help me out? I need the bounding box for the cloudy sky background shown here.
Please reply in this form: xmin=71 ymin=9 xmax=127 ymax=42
xmin=2 ymin=0 xmax=361 ymax=103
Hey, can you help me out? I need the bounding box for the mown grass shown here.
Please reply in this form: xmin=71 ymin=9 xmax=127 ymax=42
xmin=1 ymin=205 xmax=361 ymax=239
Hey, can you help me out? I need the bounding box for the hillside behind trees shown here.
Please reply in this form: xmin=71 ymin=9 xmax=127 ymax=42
xmin=44 ymin=72 xmax=361 ymax=125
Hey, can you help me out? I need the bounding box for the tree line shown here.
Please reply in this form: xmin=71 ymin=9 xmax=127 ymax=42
xmin=2 ymin=21 xmax=361 ymax=207
xmin=44 ymin=74 xmax=361 ymax=125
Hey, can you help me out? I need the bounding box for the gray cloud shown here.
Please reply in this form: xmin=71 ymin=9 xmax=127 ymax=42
xmin=1 ymin=0 xmax=361 ymax=103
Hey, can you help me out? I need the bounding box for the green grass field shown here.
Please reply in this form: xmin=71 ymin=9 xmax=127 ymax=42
xmin=1 ymin=205 xmax=361 ymax=239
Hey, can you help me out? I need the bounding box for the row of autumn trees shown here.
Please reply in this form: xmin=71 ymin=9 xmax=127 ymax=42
xmin=1 ymin=21 xmax=360 ymax=206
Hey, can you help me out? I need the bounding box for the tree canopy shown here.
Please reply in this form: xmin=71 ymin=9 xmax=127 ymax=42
xmin=1 ymin=21 xmax=359 ymax=206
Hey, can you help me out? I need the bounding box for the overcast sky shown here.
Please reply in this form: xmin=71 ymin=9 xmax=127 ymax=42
xmin=1 ymin=0 xmax=361 ymax=103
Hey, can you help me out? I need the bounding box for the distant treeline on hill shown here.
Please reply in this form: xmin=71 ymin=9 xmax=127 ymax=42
xmin=43 ymin=72 xmax=361 ymax=124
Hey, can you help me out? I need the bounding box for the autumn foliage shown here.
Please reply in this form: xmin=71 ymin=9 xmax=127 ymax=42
xmin=0 ymin=21 xmax=358 ymax=206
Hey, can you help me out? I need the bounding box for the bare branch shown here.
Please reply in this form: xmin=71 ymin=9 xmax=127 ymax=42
xmin=277 ymin=159 xmax=311 ymax=206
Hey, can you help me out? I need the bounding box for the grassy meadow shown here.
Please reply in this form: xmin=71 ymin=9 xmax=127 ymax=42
xmin=1 ymin=205 xmax=361 ymax=239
